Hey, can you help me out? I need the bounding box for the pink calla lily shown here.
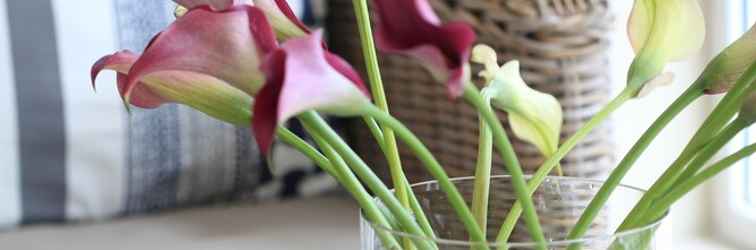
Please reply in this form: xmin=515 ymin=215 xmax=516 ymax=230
xmin=253 ymin=31 xmax=371 ymax=154
xmin=373 ymin=0 xmax=476 ymax=97
xmin=92 ymin=50 xmax=255 ymax=125
xmin=92 ymin=51 xmax=166 ymax=109
xmin=252 ymin=0 xmax=310 ymax=39
xmin=92 ymin=5 xmax=277 ymax=125
xmin=124 ymin=5 xmax=277 ymax=100
xmin=173 ymin=0 xmax=237 ymax=11
xmin=174 ymin=0 xmax=309 ymax=40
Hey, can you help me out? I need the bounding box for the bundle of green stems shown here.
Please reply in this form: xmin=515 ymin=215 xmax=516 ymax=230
xmin=275 ymin=1 xmax=756 ymax=250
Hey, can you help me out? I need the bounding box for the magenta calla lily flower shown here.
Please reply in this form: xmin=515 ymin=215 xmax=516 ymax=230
xmin=253 ymin=31 xmax=371 ymax=154
xmin=92 ymin=5 xmax=277 ymax=125
xmin=252 ymin=0 xmax=310 ymax=39
xmin=173 ymin=0 xmax=308 ymax=41
xmin=124 ymin=5 xmax=277 ymax=99
xmin=92 ymin=51 xmax=167 ymax=109
xmin=92 ymin=50 xmax=255 ymax=125
xmin=173 ymin=0 xmax=237 ymax=11
xmin=373 ymin=0 xmax=476 ymax=97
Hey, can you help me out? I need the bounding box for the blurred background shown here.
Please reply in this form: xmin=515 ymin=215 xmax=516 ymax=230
xmin=0 ymin=0 xmax=753 ymax=249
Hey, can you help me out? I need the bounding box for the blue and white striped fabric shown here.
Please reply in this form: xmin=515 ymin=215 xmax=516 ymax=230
xmin=0 ymin=0 xmax=336 ymax=229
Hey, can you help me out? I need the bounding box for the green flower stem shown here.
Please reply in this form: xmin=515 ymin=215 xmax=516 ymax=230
xmin=472 ymin=119 xmax=494 ymax=236
xmin=462 ymin=84 xmax=547 ymax=248
xmin=278 ymin=127 xmax=401 ymax=247
xmin=298 ymin=111 xmax=435 ymax=250
xmin=363 ymin=117 xmax=436 ymax=240
xmin=559 ymin=84 xmax=702 ymax=243
xmin=491 ymin=85 xmax=638 ymax=245
xmin=641 ymin=141 xmax=756 ymax=225
xmin=670 ymin=66 xmax=756 ymax=185
xmin=674 ymin=62 xmax=756 ymax=166
xmin=363 ymin=105 xmax=490 ymax=250
xmin=596 ymin=63 xmax=756 ymax=249
xmin=351 ymin=0 xmax=411 ymax=218
xmin=470 ymin=80 xmax=494 ymax=238
xmin=471 ymin=93 xmax=495 ymax=239
xmin=301 ymin=123 xmax=402 ymax=249
xmin=405 ymin=176 xmax=437 ymax=240
xmin=363 ymin=117 xmax=387 ymax=151
xmin=616 ymin=63 xmax=756 ymax=233
xmin=350 ymin=6 xmax=415 ymax=249
xmin=276 ymin=128 xmax=334 ymax=174
xmin=620 ymin=118 xmax=749 ymax=230
xmin=377 ymin=201 xmax=402 ymax=230
xmin=637 ymin=62 xmax=756 ymax=206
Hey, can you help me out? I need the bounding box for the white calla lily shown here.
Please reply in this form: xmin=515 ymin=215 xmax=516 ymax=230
xmin=628 ymin=0 xmax=705 ymax=61
xmin=627 ymin=0 xmax=705 ymax=93
xmin=473 ymin=45 xmax=563 ymax=163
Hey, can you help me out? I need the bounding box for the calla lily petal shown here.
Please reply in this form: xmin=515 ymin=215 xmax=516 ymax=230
xmin=125 ymin=5 xmax=277 ymax=103
xmin=473 ymin=47 xmax=562 ymax=158
xmin=173 ymin=0 xmax=236 ymax=11
xmin=491 ymin=61 xmax=562 ymax=158
xmin=506 ymin=94 xmax=562 ymax=158
xmin=373 ymin=0 xmax=476 ymax=97
xmin=253 ymin=0 xmax=309 ymax=40
xmin=91 ymin=51 xmax=166 ymax=109
xmin=142 ymin=70 xmax=254 ymax=125
xmin=628 ymin=0 xmax=705 ymax=61
xmin=702 ymin=24 xmax=756 ymax=94
xmin=626 ymin=0 xmax=705 ymax=91
xmin=253 ymin=30 xmax=371 ymax=154
xmin=175 ymin=0 xmax=308 ymax=40
xmin=92 ymin=51 xmax=254 ymax=126
xmin=636 ymin=72 xmax=675 ymax=98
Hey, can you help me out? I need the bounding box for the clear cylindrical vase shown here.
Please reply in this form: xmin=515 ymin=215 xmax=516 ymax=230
xmin=360 ymin=176 xmax=666 ymax=250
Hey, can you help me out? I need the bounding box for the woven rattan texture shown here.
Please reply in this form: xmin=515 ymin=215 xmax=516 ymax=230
xmin=327 ymin=0 xmax=614 ymax=183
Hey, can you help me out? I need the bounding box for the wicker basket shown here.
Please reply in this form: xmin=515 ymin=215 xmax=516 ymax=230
xmin=327 ymin=0 xmax=614 ymax=183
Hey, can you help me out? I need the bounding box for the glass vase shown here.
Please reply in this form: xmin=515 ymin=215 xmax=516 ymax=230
xmin=360 ymin=175 xmax=666 ymax=250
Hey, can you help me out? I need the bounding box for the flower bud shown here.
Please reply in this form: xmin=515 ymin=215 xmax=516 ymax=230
xmin=701 ymin=24 xmax=756 ymax=94
xmin=739 ymin=90 xmax=756 ymax=124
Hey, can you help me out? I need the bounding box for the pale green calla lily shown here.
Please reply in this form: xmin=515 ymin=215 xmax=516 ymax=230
xmin=636 ymin=72 xmax=675 ymax=98
xmin=628 ymin=0 xmax=705 ymax=61
xmin=627 ymin=0 xmax=705 ymax=92
xmin=700 ymin=23 xmax=756 ymax=94
xmin=473 ymin=45 xmax=563 ymax=161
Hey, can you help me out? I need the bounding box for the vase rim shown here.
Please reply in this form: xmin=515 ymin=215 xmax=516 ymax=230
xmin=365 ymin=175 xmax=669 ymax=248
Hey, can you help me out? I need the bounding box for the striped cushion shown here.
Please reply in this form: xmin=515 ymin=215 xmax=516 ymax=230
xmin=0 ymin=0 xmax=336 ymax=228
